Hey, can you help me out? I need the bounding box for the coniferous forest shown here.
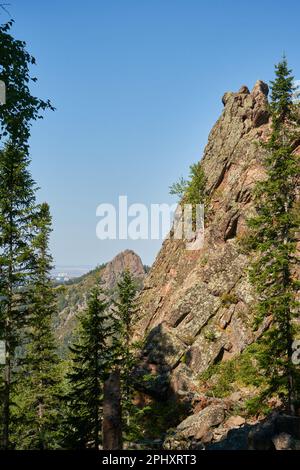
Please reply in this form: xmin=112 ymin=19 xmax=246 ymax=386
xmin=0 ymin=3 xmax=300 ymax=461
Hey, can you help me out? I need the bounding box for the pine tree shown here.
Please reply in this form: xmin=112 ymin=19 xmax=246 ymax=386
xmin=64 ymin=287 xmax=112 ymax=449
xmin=248 ymin=57 xmax=300 ymax=414
xmin=11 ymin=203 xmax=61 ymax=449
xmin=113 ymin=269 xmax=140 ymax=443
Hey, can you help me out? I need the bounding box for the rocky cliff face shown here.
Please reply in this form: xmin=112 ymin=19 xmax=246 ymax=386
xmin=55 ymin=250 xmax=145 ymax=353
xmin=133 ymin=81 xmax=300 ymax=448
xmin=135 ymin=81 xmax=273 ymax=396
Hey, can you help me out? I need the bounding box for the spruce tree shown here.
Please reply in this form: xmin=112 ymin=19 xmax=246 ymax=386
xmin=64 ymin=287 xmax=112 ymax=449
xmin=270 ymin=57 xmax=296 ymax=126
xmin=11 ymin=203 xmax=61 ymax=449
xmin=113 ymin=269 xmax=139 ymax=443
xmin=248 ymin=57 xmax=300 ymax=414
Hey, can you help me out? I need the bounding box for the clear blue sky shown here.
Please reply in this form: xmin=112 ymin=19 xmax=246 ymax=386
xmin=6 ymin=0 xmax=300 ymax=267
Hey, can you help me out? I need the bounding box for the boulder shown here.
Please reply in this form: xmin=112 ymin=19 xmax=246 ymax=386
xmin=272 ymin=433 xmax=294 ymax=450
xmin=207 ymin=424 xmax=253 ymax=450
xmin=246 ymin=413 xmax=300 ymax=450
xmin=225 ymin=415 xmax=246 ymax=428
xmin=176 ymin=404 xmax=226 ymax=439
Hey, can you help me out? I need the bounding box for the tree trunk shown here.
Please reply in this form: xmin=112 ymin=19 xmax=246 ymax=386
xmin=102 ymin=369 xmax=122 ymax=450
xmin=287 ymin=326 xmax=296 ymax=416
xmin=283 ymin=197 xmax=296 ymax=416
xmin=2 ymin=340 xmax=10 ymax=450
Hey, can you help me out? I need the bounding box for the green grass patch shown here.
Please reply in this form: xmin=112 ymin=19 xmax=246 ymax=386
xmin=198 ymin=343 xmax=266 ymax=403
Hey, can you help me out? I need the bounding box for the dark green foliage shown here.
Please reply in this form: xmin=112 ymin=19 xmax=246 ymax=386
xmin=0 ymin=21 xmax=54 ymax=448
xmin=64 ymin=287 xmax=112 ymax=449
xmin=53 ymin=263 xmax=109 ymax=356
xmin=244 ymin=394 xmax=272 ymax=417
xmin=0 ymin=20 xmax=54 ymax=152
xmin=199 ymin=360 xmax=236 ymax=398
xmin=139 ymin=398 xmax=189 ymax=444
xmin=113 ymin=269 xmax=140 ymax=444
xmin=0 ymin=144 xmax=37 ymax=448
xmin=270 ymin=57 xmax=296 ymax=127
xmin=11 ymin=204 xmax=62 ymax=449
xmin=247 ymin=58 xmax=300 ymax=413
xmin=198 ymin=343 xmax=266 ymax=403
xmin=0 ymin=143 xmax=36 ymax=343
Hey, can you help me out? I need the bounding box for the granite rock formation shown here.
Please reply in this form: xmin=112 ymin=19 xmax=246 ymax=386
xmin=136 ymin=81 xmax=272 ymax=396
xmin=134 ymin=81 xmax=296 ymax=446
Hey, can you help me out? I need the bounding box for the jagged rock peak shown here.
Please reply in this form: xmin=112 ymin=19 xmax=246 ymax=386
xmin=221 ymin=79 xmax=270 ymax=129
xmin=252 ymin=80 xmax=269 ymax=97
xmin=238 ymin=85 xmax=250 ymax=94
xmin=222 ymin=80 xmax=269 ymax=107
xmin=102 ymin=249 xmax=145 ymax=288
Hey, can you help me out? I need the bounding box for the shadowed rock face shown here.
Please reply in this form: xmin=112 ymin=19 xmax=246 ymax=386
xmin=135 ymin=81 xmax=272 ymax=394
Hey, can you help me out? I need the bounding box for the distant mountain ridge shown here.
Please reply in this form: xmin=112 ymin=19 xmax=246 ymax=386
xmin=54 ymin=250 xmax=145 ymax=354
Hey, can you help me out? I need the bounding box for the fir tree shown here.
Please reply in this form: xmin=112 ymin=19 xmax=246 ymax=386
xmin=248 ymin=57 xmax=300 ymax=414
xmin=11 ymin=203 xmax=61 ymax=449
xmin=64 ymin=287 xmax=112 ymax=449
